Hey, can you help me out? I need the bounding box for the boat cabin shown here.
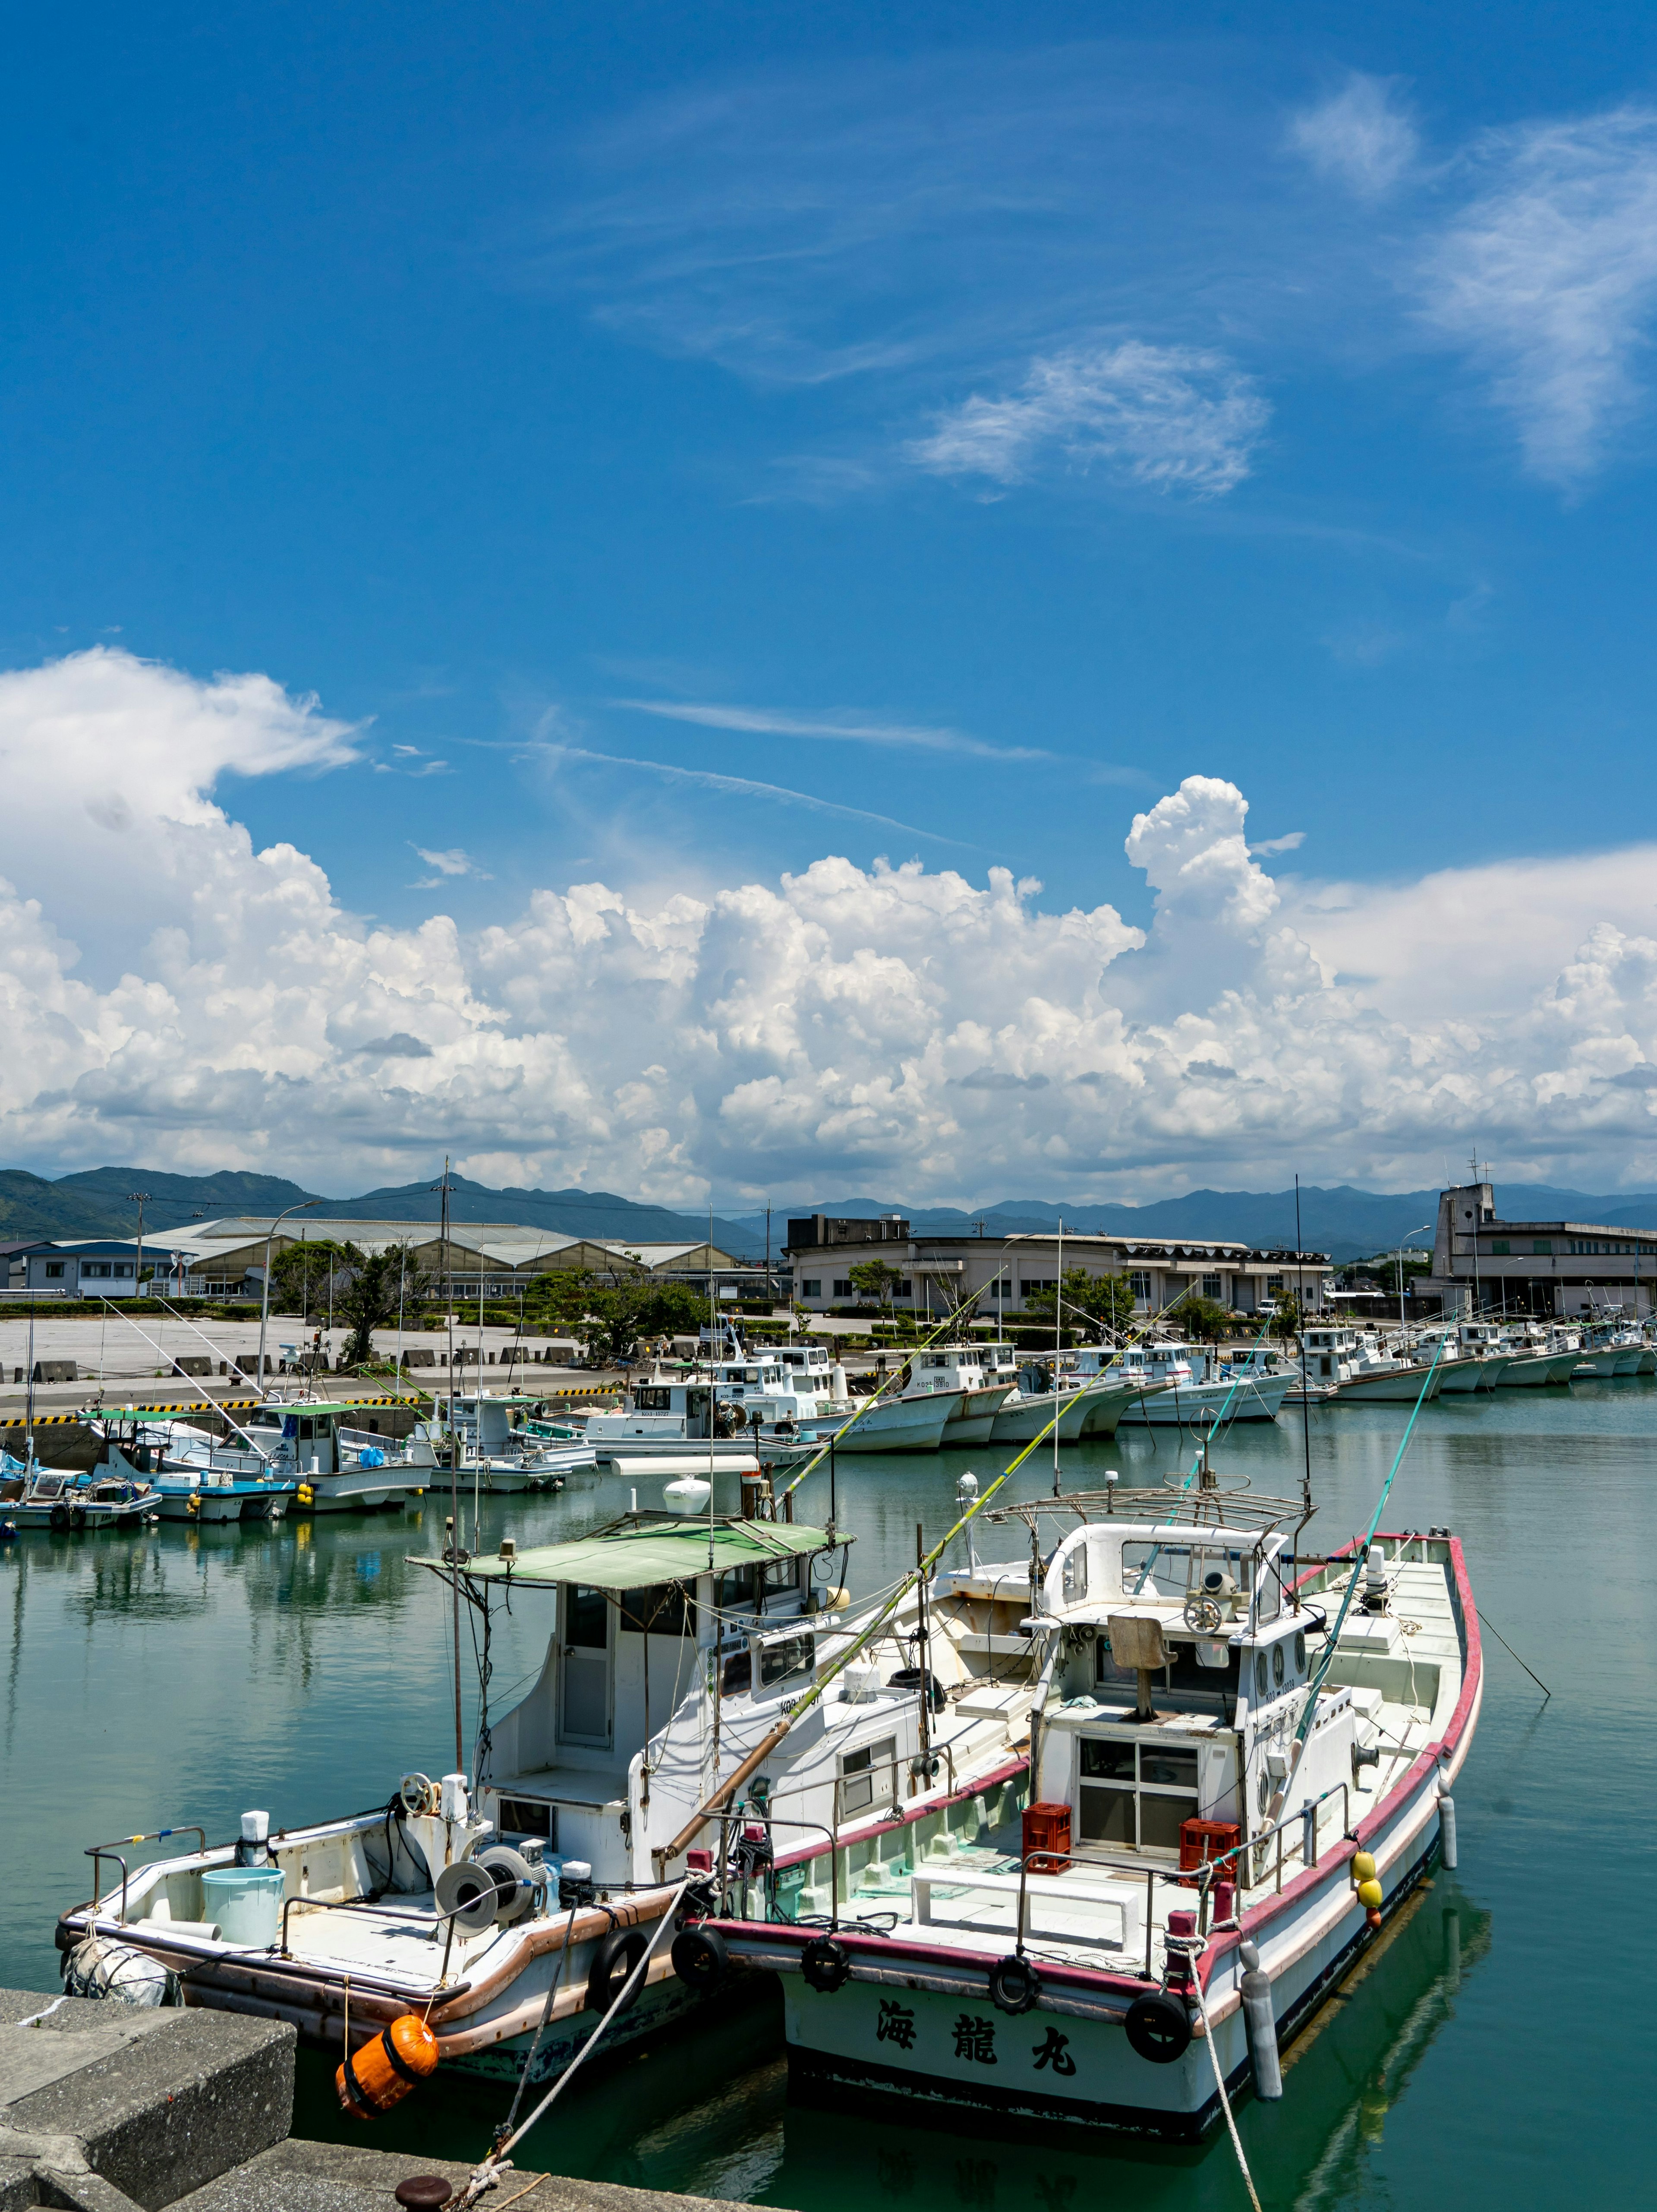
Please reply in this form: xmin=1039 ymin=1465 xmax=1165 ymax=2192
xmin=240 ymin=1399 xmax=383 ymax=1474
xmin=461 ymin=1513 xmax=842 ymax=1882
xmin=1301 ymin=1325 xmax=1359 ymax=1381
xmin=902 ymin=1343 xmax=1013 ymax=1397
xmin=1030 ymin=1501 xmax=1352 ymax=1865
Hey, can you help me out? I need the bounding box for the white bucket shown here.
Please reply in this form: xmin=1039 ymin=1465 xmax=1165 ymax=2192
xmin=201 ymin=1867 xmax=285 ymax=1947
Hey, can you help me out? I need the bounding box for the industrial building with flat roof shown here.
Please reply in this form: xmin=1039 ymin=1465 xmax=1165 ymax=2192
xmin=1423 ymin=1181 xmax=1657 ymax=1317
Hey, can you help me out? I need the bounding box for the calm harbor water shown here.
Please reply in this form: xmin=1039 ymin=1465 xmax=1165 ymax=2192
xmin=5 ymin=1388 xmax=1654 ymax=2208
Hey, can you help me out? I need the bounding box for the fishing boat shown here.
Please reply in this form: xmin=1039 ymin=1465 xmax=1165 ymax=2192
xmin=989 ymin=1367 xmax=1147 ymax=1444
xmin=239 ymin=1399 xmax=432 ymax=1511
xmin=52 ymin=1498 xmax=1039 ymax=2099
xmin=897 ymin=1344 xmax=1016 ymax=1445
xmin=1491 ymin=1326 xmax=1578 ymax=1387
xmin=419 ymin=1392 xmax=595 ymax=1491
xmin=1425 ymin=1322 xmax=1508 ymax=1394
xmin=699 ymin=1476 xmax=1479 ymax=2142
xmin=0 ymin=1465 xmax=160 ymax=1532
xmin=1292 ymin=1328 xmax=1446 ymax=1404
xmin=1082 ymin=1343 xmax=1290 ymax=1426
xmin=85 ymin=1413 xmax=297 ymax=1522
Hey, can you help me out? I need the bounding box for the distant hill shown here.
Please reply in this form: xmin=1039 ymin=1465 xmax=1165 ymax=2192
xmin=11 ymin=1165 xmax=1657 ymax=1267
xmin=747 ymin=1183 xmax=1657 ymax=1263
xmin=0 ymin=1167 xmax=765 ymax=1258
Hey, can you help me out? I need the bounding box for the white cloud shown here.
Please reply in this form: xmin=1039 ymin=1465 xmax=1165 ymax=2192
xmin=1422 ymin=108 xmax=1657 ymax=481
xmin=409 ymin=846 xmax=494 ymax=887
xmin=1289 ymin=75 xmax=1418 ymax=198
xmin=613 ymin=698 xmax=1057 ymax=764
xmin=9 ymin=652 xmax=1657 ymax=1200
xmin=909 ymin=344 xmax=1269 ymax=497
xmin=1251 ymin=830 xmax=1305 ymax=855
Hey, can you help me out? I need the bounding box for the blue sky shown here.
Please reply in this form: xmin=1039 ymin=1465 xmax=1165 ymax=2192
xmin=6 ymin=3 xmax=1657 ymax=1204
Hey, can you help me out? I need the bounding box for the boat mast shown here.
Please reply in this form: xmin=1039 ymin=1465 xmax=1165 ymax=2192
xmin=1052 ymin=1216 xmax=1062 ymax=1497
xmin=1292 ymin=1173 xmax=1314 ymax=1605
xmin=441 ymin=1155 xmax=463 ymax=1773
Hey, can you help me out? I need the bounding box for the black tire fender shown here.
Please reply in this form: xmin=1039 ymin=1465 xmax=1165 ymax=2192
xmin=987 ymin=1953 xmax=1040 ymax=2015
xmin=587 ymin=1926 xmax=649 ymax=2016
xmin=800 ymin=1935 xmax=851 ymax=1993
xmin=670 ymin=1923 xmax=729 ymax=1994
xmin=1125 ymin=1988 xmax=1193 ymax=2064
xmin=49 ymin=1504 xmax=70 ymax=1532
xmin=69 ymin=1506 xmax=87 ymax=1531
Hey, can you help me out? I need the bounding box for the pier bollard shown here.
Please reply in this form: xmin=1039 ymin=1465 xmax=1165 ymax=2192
xmin=1238 ymin=1940 xmax=1282 ymax=2102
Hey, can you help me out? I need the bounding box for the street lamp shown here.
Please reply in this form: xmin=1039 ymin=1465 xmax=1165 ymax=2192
xmin=1396 ymin=1223 xmax=1432 ymax=1330
xmin=256 ymin=1201 xmax=320 ymax=1388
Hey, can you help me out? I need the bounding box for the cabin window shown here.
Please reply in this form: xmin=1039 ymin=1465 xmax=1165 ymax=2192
xmin=498 ymin=1797 xmax=555 ymax=1842
xmin=758 ymin=1633 xmax=815 ymax=1691
xmin=1096 ymin=1636 xmax=1238 ymax=1701
xmin=716 ymin=1567 xmax=755 ymax=1612
xmin=1061 ymin=1546 xmax=1089 ymax=1603
xmin=1077 ymin=1737 xmax=1200 ymax=1853
xmin=762 ymin=1556 xmax=798 ymax=1591
xmin=633 ymin=1386 xmax=672 ymax=1412
xmin=620 ymin=1582 xmax=696 ymax=1636
xmin=298 ymin=1419 xmax=314 ymax=1441
xmin=564 ymin=1585 xmax=610 ymax=1649
xmin=839 ymin=1736 xmax=897 ymax=1815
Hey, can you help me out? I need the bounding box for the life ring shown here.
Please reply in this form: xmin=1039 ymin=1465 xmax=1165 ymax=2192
xmin=987 ymin=1954 xmax=1040 ymax=2015
xmin=49 ymin=1503 xmax=71 ymax=1533
xmin=69 ymin=1505 xmax=88 ymax=1531
xmin=1125 ymin=1989 xmax=1192 ymax=2064
xmin=800 ymin=1935 xmax=851 ymax=1993
xmin=587 ymin=1927 xmax=649 ymax=2015
xmin=670 ymin=1923 xmax=729 ymax=1994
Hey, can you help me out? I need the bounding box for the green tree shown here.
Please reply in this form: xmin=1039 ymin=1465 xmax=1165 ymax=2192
xmin=337 ymin=1246 xmax=420 ymax=1368
xmin=269 ymin=1238 xmax=356 ymax=1318
xmin=1271 ymin=1291 xmax=1303 ymax=1342
xmin=1023 ymin=1268 xmax=1137 ymax=1343
xmin=1181 ymin=1294 xmax=1234 ymax=1344
xmin=848 ymin=1259 xmax=901 ymax=1312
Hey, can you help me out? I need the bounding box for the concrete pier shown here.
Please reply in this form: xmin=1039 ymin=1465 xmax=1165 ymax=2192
xmin=0 ymin=1991 xmax=765 ymax=2212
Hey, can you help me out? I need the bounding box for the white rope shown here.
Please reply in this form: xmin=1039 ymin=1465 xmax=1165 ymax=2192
xmin=456 ymin=1877 xmax=691 ymax=2207
xmin=1188 ymin=1950 xmax=1265 ymax=2212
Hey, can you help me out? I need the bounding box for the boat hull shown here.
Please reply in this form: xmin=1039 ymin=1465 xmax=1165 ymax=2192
xmin=1496 ymin=1353 xmax=1572 ymax=1386
xmin=989 ymin=1388 xmax=1099 ymax=1444
xmin=939 ymin=1383 xmax=1014 ymax=1446
xmin=1334 ymin=1365 xmax=1444 ymax=1402
xmin=1118 ymin=1377 xmax=1288 ymax=1425
xmin=804 ymin=1395 xmax=956 ymax=1452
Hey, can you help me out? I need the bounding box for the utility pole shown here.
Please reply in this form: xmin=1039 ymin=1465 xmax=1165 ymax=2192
xmin=126 ymin=1192 xmax=150 ymax=1298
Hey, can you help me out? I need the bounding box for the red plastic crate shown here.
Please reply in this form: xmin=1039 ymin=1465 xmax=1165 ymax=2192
xmin=1178 ymin=1817 xmax=1242 ymax=1873
xmin=1022 ymin=1800 xmax=1072 ymax=1874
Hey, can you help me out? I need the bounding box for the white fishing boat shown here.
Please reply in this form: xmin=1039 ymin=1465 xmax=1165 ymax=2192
xmin=1491 ymin=1326 xmax=1578 ymax=1386
xmin=702 ymin=1478 xmax=1480 ymax=2142
xmin=1291 ymin=1328 xmax=1446 ymax=1403
xmin=1082 ymin=1342 xmax=1290 ymax=1426
xmin=1424 ymin=1322 xmax=1508 ymax=1394
xmin=419 ymin=1392 xmax=595 ymax=1490
xmin=88 ymin=1412 xmax=297 ymax=1521
xmin=898 ymin=1344 xmax=1015 ymax=1445
xmin=53 ymin=1497 xmax=1040 ymax=2104
xmin=238 ymin=1398 xmax=431 ymax=1511
xmin=988 ymin=1367 xmax=1146 ymax=1444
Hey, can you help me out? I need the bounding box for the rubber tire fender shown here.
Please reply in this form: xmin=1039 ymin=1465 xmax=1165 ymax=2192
xmin=49 ymin=1504 xmax=71 ymax=1533
xmin=587 ymin=1926 xmax=650 ymax=2016
xmin=69 ymin=1505 xmax=88 ymax=1531
xmin=670 ymin=1923 xmax=729 ymax=1994
xmin=1125 ymin=1989 xmax=1193 ymax=2064
xmin=800 ymin=1935 xmax=851 ymax=1994
xmin=987 ymin=1953 xmax=1040 ymax=2015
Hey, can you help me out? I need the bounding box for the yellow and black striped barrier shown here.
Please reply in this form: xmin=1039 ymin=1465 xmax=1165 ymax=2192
xmin=0 ymin=1392 xmax=425 ymax=1428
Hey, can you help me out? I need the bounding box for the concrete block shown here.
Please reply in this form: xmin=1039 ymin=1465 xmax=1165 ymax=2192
xmin=170 ymin=2142 xmax=767 ymax=2212
xmin=0 ymin=1991 xmax=293 ymax=2212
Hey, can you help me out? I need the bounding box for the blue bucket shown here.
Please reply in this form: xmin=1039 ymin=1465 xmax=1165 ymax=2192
xmin=201 ymin=1866 xmax=285 ymax=1947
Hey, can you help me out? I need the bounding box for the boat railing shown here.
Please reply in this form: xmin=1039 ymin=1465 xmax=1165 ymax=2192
xmin=87 ymin=1827 xmax=210 ymax=1920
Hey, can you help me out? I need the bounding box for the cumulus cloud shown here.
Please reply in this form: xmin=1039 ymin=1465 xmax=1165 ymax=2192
xmin=1289 ymin=75 xmax=1418 ymax=198
xmin=9 ymin=651 xmax=1657 ymax=1199
xmin=908 ymin=344 xmax=1269 ymax=497
xmin=1422 ymin=108 xmax=1657 ymax=481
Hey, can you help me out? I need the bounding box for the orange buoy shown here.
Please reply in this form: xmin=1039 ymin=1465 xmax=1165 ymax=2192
xmin=336 ymin=2013 xmax=440 ymax=2118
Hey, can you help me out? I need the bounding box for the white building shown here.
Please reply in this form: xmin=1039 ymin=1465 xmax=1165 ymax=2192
xmin=1422 ymin=1181 xmax=1657 ymax=1318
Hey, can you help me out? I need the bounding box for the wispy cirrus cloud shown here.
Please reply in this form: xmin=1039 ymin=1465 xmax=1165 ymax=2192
xmin=908 ymin=342 xmax=1269 ymax=496
xmin=1288 ymin=74 xmax=1418 ymax=199
xmin=1420 ymin=107 xmax=1657 ymax=483
xmin=544 ymin=742 xmax=971 ymax=846
xmin=613 ymin=697 xmax=1056 ymax=764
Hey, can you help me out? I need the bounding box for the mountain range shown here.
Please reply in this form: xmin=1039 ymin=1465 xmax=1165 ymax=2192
xmin=6 ymin=1167 xmax=1657 ymax=1265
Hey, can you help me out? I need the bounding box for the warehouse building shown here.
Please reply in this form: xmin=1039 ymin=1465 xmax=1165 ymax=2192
xmin=1422 ymin=1180 xmax=1657 ymax=1318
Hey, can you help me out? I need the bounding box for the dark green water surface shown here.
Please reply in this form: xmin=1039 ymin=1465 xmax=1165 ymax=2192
xmin=4 ymin=1389 xmax=1652 ymax=2208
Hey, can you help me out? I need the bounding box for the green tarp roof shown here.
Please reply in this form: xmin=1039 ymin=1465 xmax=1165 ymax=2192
xmin=457 ymin=1515 xmax=833 ymax=1590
